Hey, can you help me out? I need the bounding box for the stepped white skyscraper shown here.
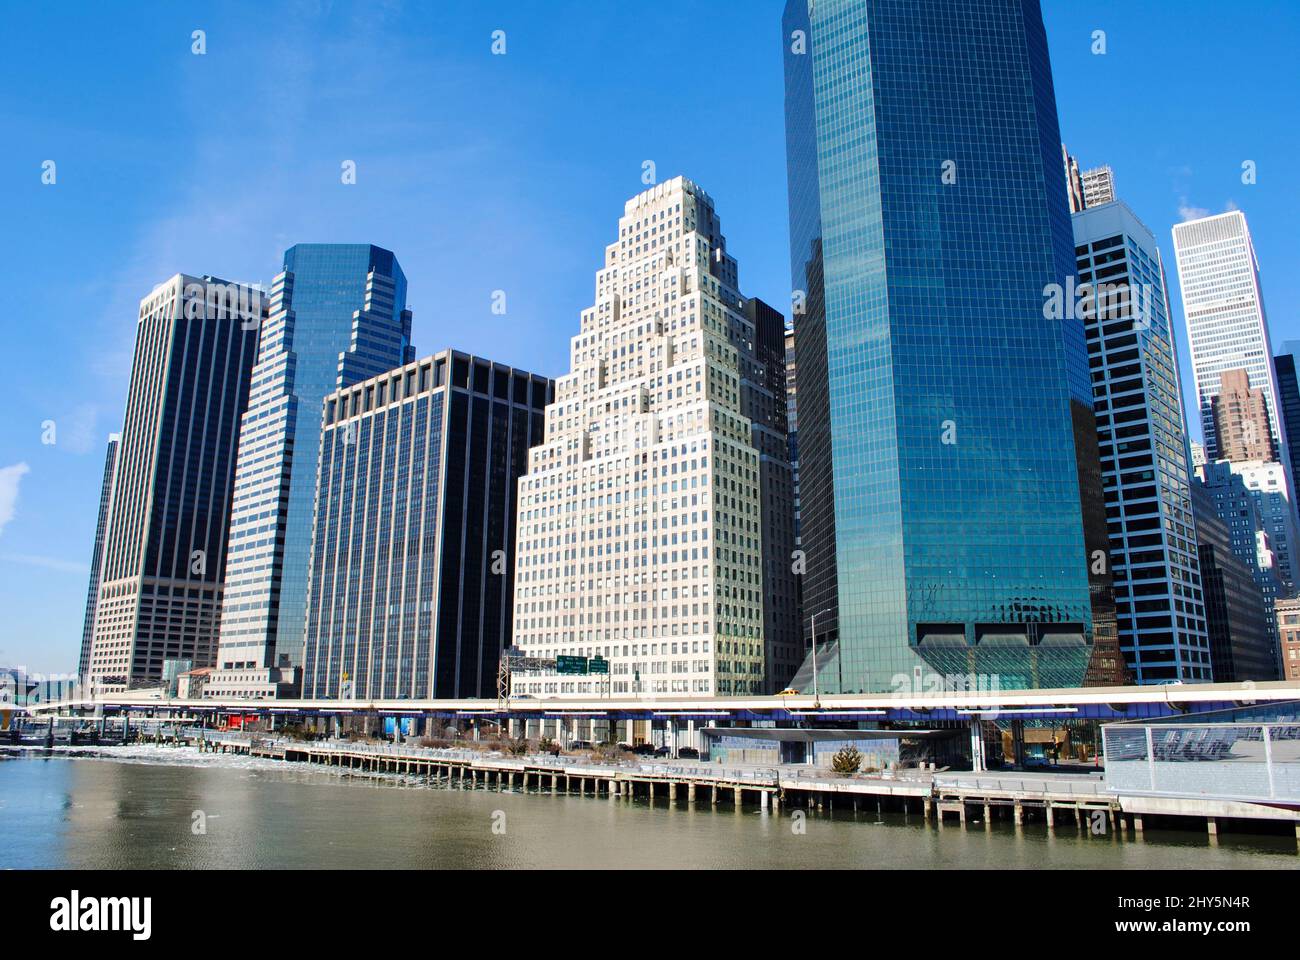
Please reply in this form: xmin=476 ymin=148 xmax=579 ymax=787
xmin=510 ymin=177 xmax=797 ymax=697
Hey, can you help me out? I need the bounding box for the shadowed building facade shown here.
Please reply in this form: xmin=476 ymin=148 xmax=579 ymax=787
xmin=302 ymin=350 xmax=550 ymax=700
xmin=87 ymin=275 xmax=263 ymax=691
xmin=1273 ymin=345 xmax=1300 ymax=501
xmin=782 ymin=0 xmax=1112 ymax=692
xmin=1191 ymin=482 xmax=1278 ymax=681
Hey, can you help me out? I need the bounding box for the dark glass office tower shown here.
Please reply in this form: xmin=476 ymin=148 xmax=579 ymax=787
xmin=744 ymin=298 xmax=802 ymax=692
xmin=302 ymin=350 xmax=551 ymax=700
xmin=1274 ymin=346 xmax=1300 ymax=502
xmin=88 ymin=276 xmax=263 ymax=690
xmin=782 ymin=0 xmax=1108 ymax=692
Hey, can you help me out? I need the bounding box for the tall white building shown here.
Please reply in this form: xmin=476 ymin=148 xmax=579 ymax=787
xmin=1172 ymin=210 xmax=1287 ymax=461
xmin=510 ymin=177 xmax=795 ymax=698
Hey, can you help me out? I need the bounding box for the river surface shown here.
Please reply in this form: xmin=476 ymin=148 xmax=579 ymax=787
xmin=1 ymin=746 xmax=1296 ymax=869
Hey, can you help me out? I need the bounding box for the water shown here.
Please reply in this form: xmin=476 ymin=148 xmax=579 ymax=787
xmin=2 ymin=747 xmax=1296 ymax=869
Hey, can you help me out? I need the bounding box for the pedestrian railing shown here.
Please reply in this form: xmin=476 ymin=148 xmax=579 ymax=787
xmin=1103 ymin=722 xmax=1300 ymax=803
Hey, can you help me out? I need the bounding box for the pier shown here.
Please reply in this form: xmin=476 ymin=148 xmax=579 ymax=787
xmin=172 ymin=729 xmax=1298 ymax=844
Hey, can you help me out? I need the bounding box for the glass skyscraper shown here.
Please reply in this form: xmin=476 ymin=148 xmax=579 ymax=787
xmin=1274 ymin=343 xmax=1300 ymax=500
xmin=208 ymin=244 xmax=413 ymax=699
xmin=782 ymin=0 xmax=1107 ymax=693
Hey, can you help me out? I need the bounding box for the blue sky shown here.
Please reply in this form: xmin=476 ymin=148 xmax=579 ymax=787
xmin=1 ymin=0 xmax=1297 ymax=673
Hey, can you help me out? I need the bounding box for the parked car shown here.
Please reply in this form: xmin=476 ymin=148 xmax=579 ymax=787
xmin=569 ymin=740 xmax=593 ymax=750
xmin=631 ymin=742 xmax=656 ymax=756
xmin=654 ymin=745 xmax=671 ymax=757
xmin=677 ymin=747 xmax=700 ymax=760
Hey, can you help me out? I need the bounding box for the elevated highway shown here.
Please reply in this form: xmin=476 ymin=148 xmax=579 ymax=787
xmin=21 ymin=678 xmax=1300 ymax=724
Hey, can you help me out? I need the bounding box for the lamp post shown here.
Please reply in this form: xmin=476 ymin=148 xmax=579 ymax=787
xmin=810 ymin=608 xmax=832 ymax=710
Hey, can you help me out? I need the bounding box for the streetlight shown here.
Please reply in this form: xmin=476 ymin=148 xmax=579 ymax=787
xmin=809 ymin=608 xmax=832 ymax=710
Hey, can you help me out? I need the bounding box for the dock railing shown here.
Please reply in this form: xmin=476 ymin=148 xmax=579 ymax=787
xmin=1103 ymin=722 xmax=1300 ymax=803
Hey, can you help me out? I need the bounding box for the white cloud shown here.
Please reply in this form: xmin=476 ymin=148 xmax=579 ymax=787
xmin=1178 ymin=198 xmax=1210 ymax=222
xmin=0 ymin=462 xmax=31 ymax=536
xmin=0 ymin=553 xmax=89 ymax=575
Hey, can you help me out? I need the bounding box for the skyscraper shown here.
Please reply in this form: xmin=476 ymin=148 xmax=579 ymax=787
xmin=745 ymin=297 xmax=801 ymax=691
xmin=1210 ymin=457 xmax=1299 ymax=591
xmin=1278 ymin=596 xmax=1300 ymax=680
xmin=208 ymin=244 xmax=413 ymax=699
xmin=784 ymin=326 xmax=800 ymax=544
xmin=511 ymin=177 xmax=792 ymax=697
xmin=87 ymin=275 xmax=263 ymax=691
xmin=1191 ymin=482 xmax=1278 ymax=681
xmin=1080 ymin=165 xmax=1116 ymax=208
xmin=785 ymin=324 xmax=803 ymax=630
xmin=782 ymin=0 xmax=1108 ymax=692
xmin=1212 ymin=368 xmax=1277 ymax=462
xmin=1272 ymin=343 xmax=1300 ymax=492
xmin=1062 ymin=145 xmax=1085 ymax=215
xmin=78 ymin=435 xmax=119 ymax=680
xmin=1195 ymin=459 xmax=1286 ymax=659
xmin=1073 ymin=200 xmax=1208 ymax=683
xmin=1172 ymin=211 xmax=1287 ymax=463
xmin=301 ymin=350 xmax=550 ymax=700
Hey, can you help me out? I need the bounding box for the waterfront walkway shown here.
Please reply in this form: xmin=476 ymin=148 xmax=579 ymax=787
xmin=162 ymin=728 xmax=1296 ymax=845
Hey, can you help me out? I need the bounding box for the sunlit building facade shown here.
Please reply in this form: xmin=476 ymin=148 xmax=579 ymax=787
xmin=208 ymin=244 xmax=414 ymax=699
xmin=1073 ymin=201 xmax=1207 ymax=682
xmin=510 ymin=177 xmax=795 ymax=697
xmin=1173 ymin=211 xmax=1288 ymax=464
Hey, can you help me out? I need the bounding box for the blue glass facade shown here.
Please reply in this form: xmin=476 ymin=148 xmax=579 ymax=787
xmin=782 ymin=0 xmax=1103 ymax=692
xmin=274 ymin=244 xmax=414 ymax=663
xmin=214 ymin=245 xmax=413 ymax=687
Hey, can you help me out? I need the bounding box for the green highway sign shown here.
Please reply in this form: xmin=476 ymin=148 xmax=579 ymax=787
xmin=589 ymin=657 xmax=609 ymax=675
xmin=556 ymin=655 xmax=589 ymax=675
